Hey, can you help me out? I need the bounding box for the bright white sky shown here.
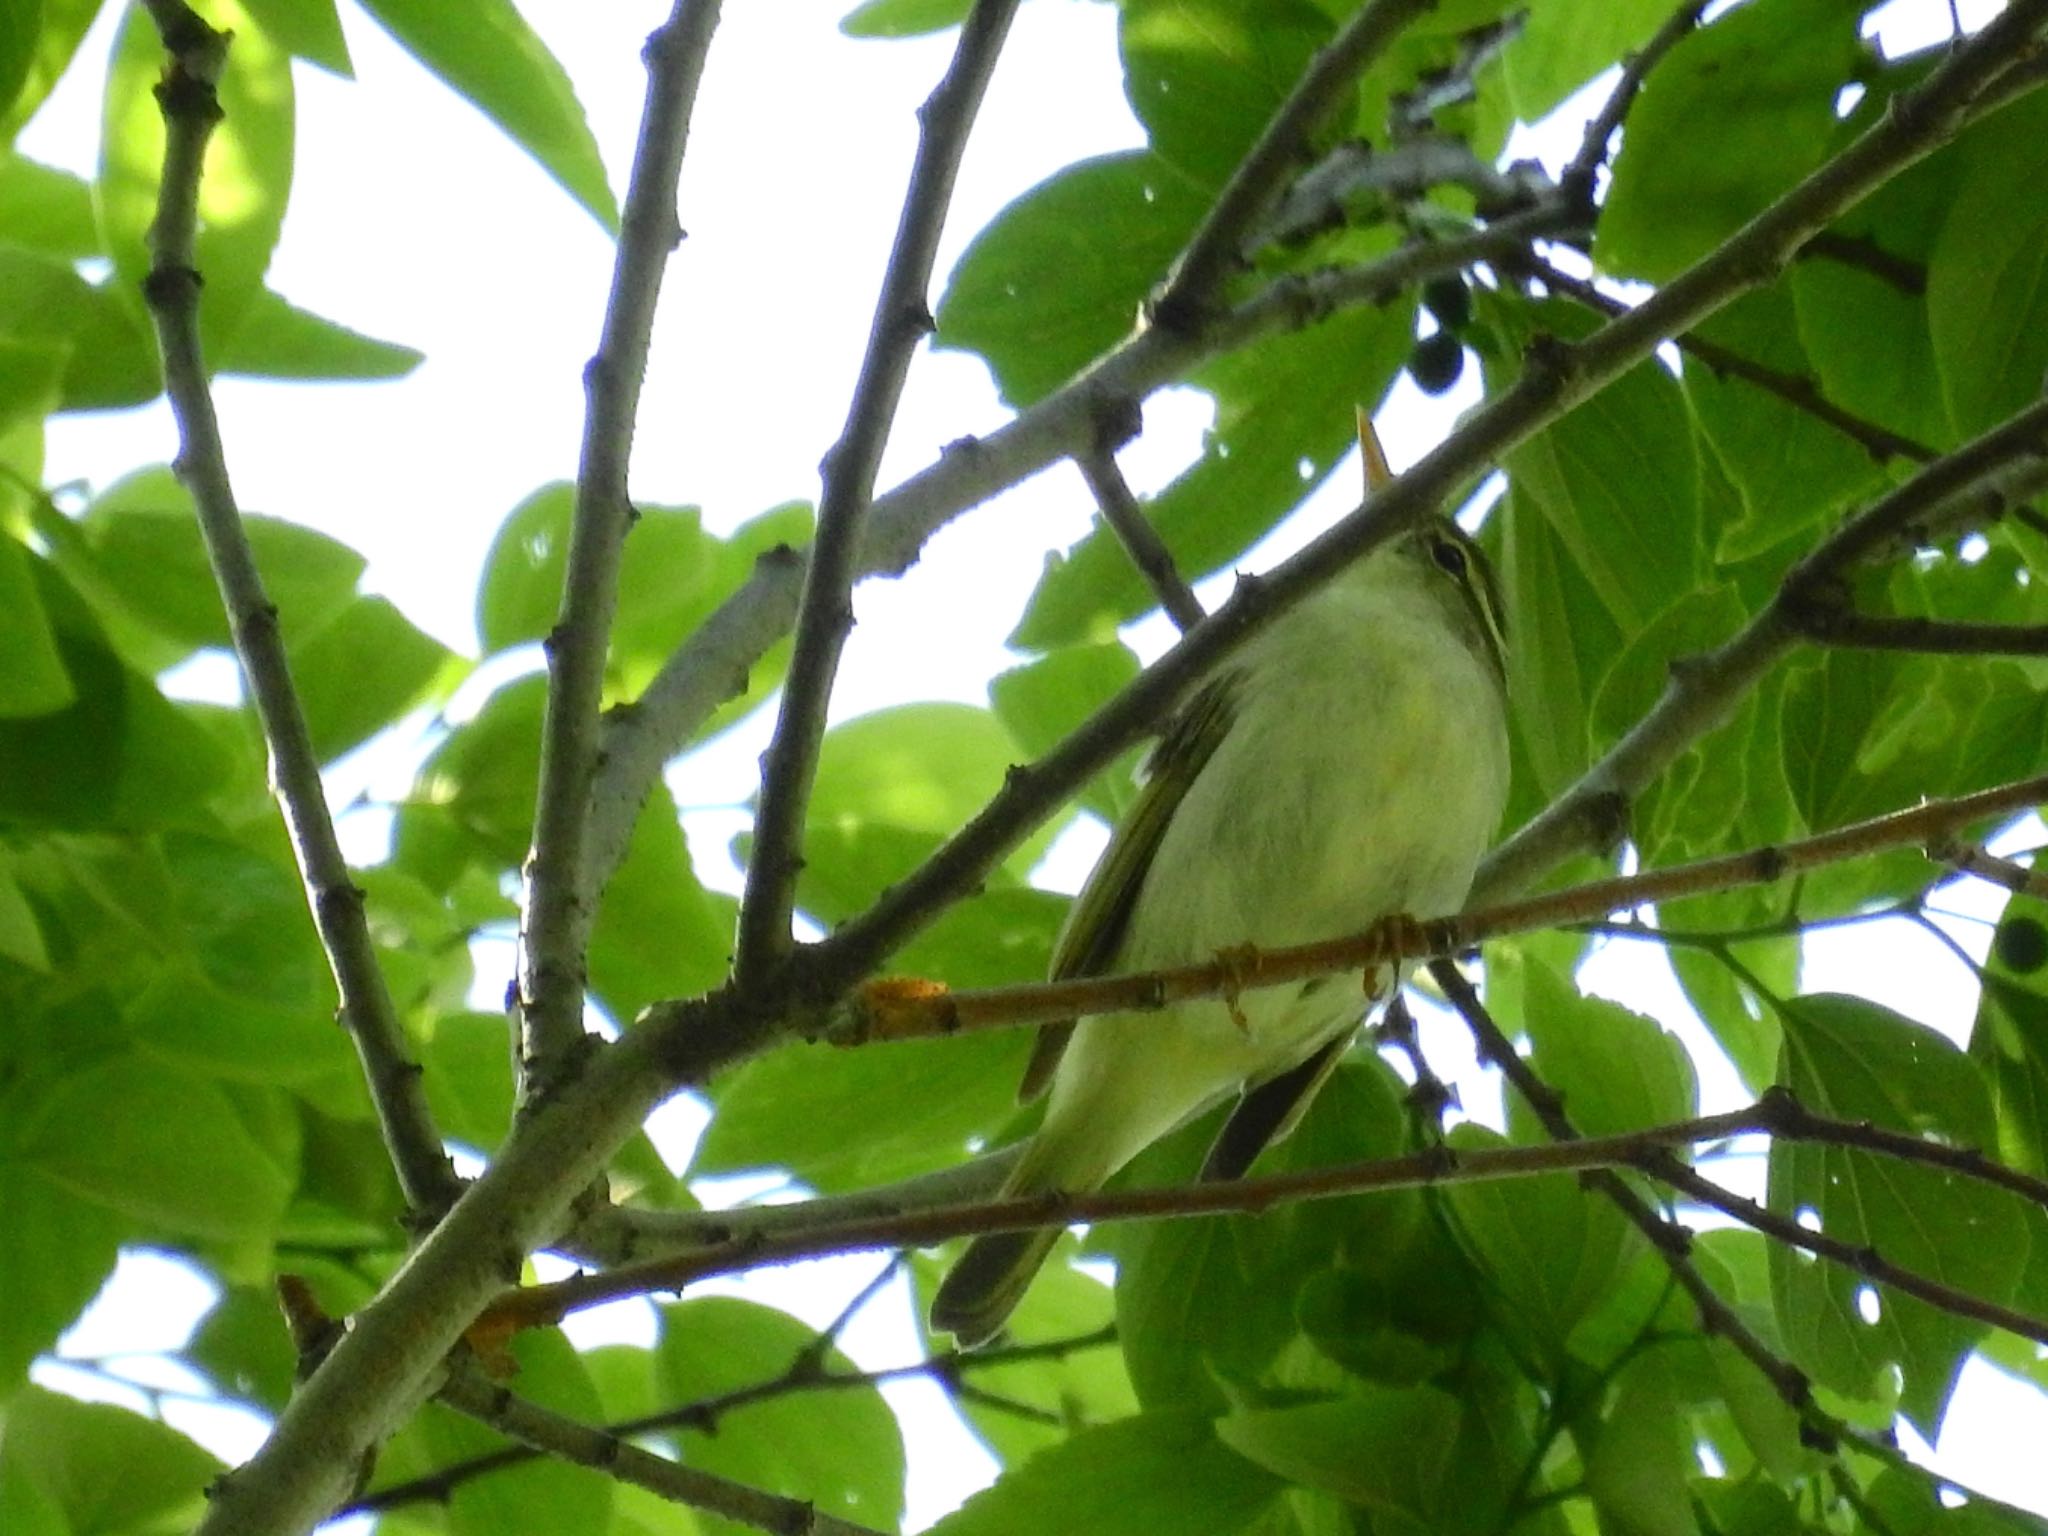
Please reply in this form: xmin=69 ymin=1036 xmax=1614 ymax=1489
xmin=22 ymin=0 xmax=2044 ymax=1527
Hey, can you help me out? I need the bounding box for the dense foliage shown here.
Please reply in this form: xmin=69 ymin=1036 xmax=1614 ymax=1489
xmin=5 ymin=0 xmax=2048 ymax=1533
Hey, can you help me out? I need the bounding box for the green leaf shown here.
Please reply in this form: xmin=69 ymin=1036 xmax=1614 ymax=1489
xmin=290 ymin=594 xmax=461 ymax=761
xmin=0 ymin=154 xmax=96 ymax=260
xmin=1503 ymin=317 xmax=1701 ymax=634
xmin=77 ymin=467 xmax=367 ymax=655
xmin=0 ymin=250 xmax=158 ymax=413
xmin=419 ymin=1009 xmax=516 ymax=1152
xmin=355 ymin=0 xmax=617 ymax=231
xmin=476 ymin=488 xmax=809 ymax=722
xmin=99 ymin=0 xmax=294 ymax=361
xmin=1218 ymin=1385 xmax=1498 ymax=1535
xmin=938 ymin=150 xmax=1208 ymax=407
xmin=401 ymin=672 xmax=547 ymax=881
xmin=797 ymin=702 xmax=1051 ymax=918
xmin=240 ymin=0 xmax=351 ymax=74
xmin=161 ymin=831 xmax=330 ymax=1009
xmin=415 ymin=1331 xmax=611 ymax=1536
xmin=1439 ymin=1122 xmax=1635 ymax=1371
xmin=1120 ymin=0 xmax=1330 ymax=189
xmin=657 ymin=1296 xmax=905 ymax=1534
xmin=589 ymin=782 xmax=734 ymax=1023
xmin=1596 ymin=0 xmax=1863 ymax=282
xmin=696 ymin=1021 xmax=1032 ymax=1194
xmin=928 ymin=1411 xmax=1281 ymax=1536
xmin=1584 ymin=1354 xmax=1700 ymax=1536
xmin=944 ymin=1254 xmax=1135 ymax=1466
xmin=989 ymin=641 xmax=1144 ymax=821
xmin=1768 ymin=993 xmax=2029 ymax=1434
xmin=1520 ymin=958 xmax=1697 ymax=1139
xmin=1495 ymin=489 xmax=1626 ymax=806
xmin=1014 ymin=294 xmax=1417 ymax=648
xmin=1927 ymin=89 xmax=2048 ymax=438
xmin=0 ymin=0 xmax=103 ymax=139
xmin=0 ymin=1387 xmax=220 ymax=1533
xmin=0 ymin=1168 xmax=124 ymax=1388
xmin=1684 ymin=287 xmax=1887 ymax=559
xmin=18 ymin=1054 xmax=294 ymax=1240
xmin=213 ymin=286 xmax=422 ymax=382
xmin=841 ymin=0 xmax=969 ymax=37
xmin=0 ymin=532 xmax=70 ymax=716
xmin=186 ymin=1284 xmax=298 ymax=1411
xmin=1500 ymin=0 xmax=1670 ymax=124
xmin=0 ymin=585 xmax=234 ymax=829
xmin=126 ymin=966 xmax=354 ymax=1086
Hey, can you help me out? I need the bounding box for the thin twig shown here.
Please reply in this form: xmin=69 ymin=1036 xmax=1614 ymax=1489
xmin=1560 ymin=0 xmax=1712 ymax=204
xmin=485 ymin=1108 xmax=1774 ymax=1327
xmin=827 ymin=771 xmax=2048 ymax=1045
xmin=1484 ymin=389 xmax=2048 ymax=904
xmin=1075 ymin=441 xmax=1205 ymax=631
xmin=519 ymin=0 xmax=723 ymax=1099
xmin=1800 ymin=230 xmax=1926 ymax=296
xmin=437 ymin=1362 xmax=887 ymax=1536
xmin=1429 ymin=962 xmax=1828 ymax=1425
xmin=1781 ymin=605 xmax=2048 ymax=656
xmin=136 ymin=0 xmax=459 ymax=1217
xmin=1933 ymin=841 xmax=2048 ymax=900
xmin=350 ymin=1323 xmax=1113 ymax=1515
xmin=1153 ymin=0 xmax=1438 ymax=327
xmin=735 ymin=0 xmax=1022 ymax=981
xmin=1522 ymin=251 xmax=1936 ymax=465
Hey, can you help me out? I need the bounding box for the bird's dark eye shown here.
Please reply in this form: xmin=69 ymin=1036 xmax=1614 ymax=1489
xmin=1430 ymin=536 xmax=1468 ymax=579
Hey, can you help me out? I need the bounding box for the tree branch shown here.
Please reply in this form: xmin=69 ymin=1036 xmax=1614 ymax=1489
xmin=137 ymin=0 xmax=459 ymax=1217
xmin=437 ymin=1362 xmax=887 ymax=1536
xmin=350 ymin=1322 xmax=1113 ymax=1515
xmin=734 ymin=0 xmax=1022 ymax=981
xmin=825 ymin=770 xmax=2048 ymax=1046
xmin=1152 ymin=0 xmax=1439 ymax=327
xmin=1481 ymin=389 xmax=2048 ymax=903
xmin=1782 ymin=605 xmax=2048 ymax=656
xmin=585 ymin=208 xmax=1566 ymax=891
xmin=190 ymin=15 xmax=2048 ymax=1532
xmin=1429 ymin=961 xmax=1825 ymax=1421
xmin=519 ymin=0 xmax=723 ymax=1097
xmin=1521 ymin=251 xmax=1937 ymax=465
xmin=1560 ymin=0 xmax=1711 ymax=206
xmin=788 ymin=14 xmax=2048 ymax=995
xmin=1075 ymin=435 xmax=1205 ymax=632
xmin=486 ymin=1108 xmax=1774 ymax=1328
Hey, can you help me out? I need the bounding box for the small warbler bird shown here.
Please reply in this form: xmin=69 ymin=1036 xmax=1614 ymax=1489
xmin=930 ymin=425 xmax=1512 ymax=1347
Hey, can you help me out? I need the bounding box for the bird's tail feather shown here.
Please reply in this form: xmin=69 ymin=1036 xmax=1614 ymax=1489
xmin=931 ymin=1125 xmax=1109 ymax=1347
xmin=929 ymin=1224 xmax=1065 ymax=1348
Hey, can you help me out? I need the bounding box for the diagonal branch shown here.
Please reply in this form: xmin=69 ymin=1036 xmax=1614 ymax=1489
xmin=1560 ymin=0 xmax=1711 ymax=206
xmin=1153 ymin=0 xmax=1438 ymax=326
xmin=585 ymin=204 xmax=1568 ymax=892
xmin=349 ymin=1322 xmax=1113 ymax=1515
xmin=827 ymin=769 xmax=2048 ymax=1045
xmin=1480 ymin=389 xmax=2048 ymax=903
xmin=486 ymin=1107 xmax=1775 ymax=1328
xmin=734 ymin=0 xmax=1022 ymax=981
xmin=520 ymin=0 xmax=723 ymax=1097
xmin=138 ymin=0 xmax=459 ymax=1217
xmin=1075 ymin=435 xmax=1206 ymax=632
xmin=1521 ymin=251 xmax=1937 ymax=465
xmin=437 ymin=1361 xmax=887 ymax=1536
xmin=798 ymin=22 xmax=2048 ymax=994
